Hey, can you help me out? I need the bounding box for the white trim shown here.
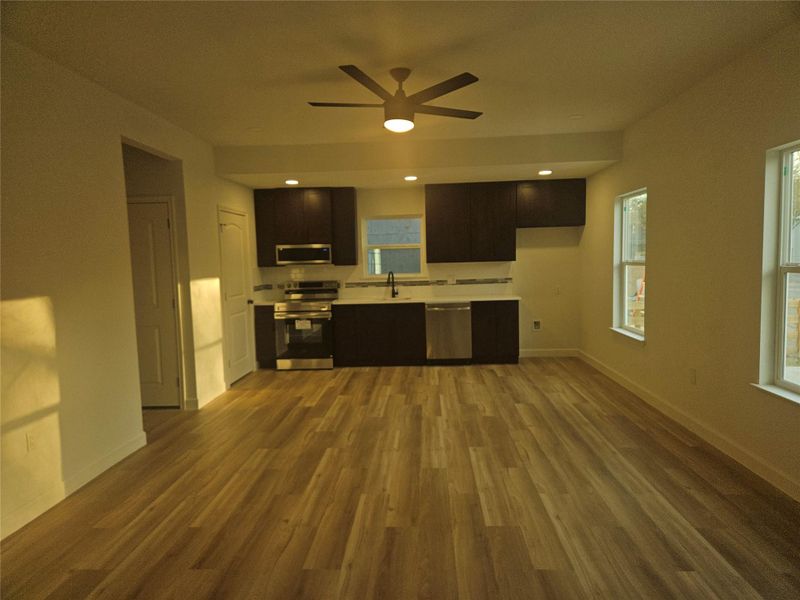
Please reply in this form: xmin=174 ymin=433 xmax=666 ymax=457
xmin=1 ymin=481 xmax=65 ymax=539
xmin=63 ymin=432 xmax=148 ymax=494
xmin=751 ymin=383 xmax=800 ymax=407
xmin=610 ymin=326 xmax=646 ymax=343
xmin=520 ymin=348 xmax=580 ymax=358
xmin=1 ymin=431 xmax=147 ymax=539
xmin=579 ymin=351 xmax=800 ymax=502
xmin=613 ymin=189 xmax=647 ymax=335
xmin=774 ymin=145 xmax=800 ymax=394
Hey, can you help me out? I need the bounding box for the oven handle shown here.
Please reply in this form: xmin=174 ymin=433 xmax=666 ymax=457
xmin=274 ymin=312 xmax=332 ymax=320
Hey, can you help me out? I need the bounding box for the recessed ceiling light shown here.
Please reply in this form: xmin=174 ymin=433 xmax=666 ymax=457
xmin=285 ymin=179 xmax=299 ymax=185
xmin=538 ymin=170 xmax=553 ymax=176
xmin=404 ymin=175 xmax=418 ymax=182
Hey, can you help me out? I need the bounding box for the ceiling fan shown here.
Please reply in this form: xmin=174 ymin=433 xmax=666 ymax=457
xmin=309 ymin=65 xmax=482 ymax=133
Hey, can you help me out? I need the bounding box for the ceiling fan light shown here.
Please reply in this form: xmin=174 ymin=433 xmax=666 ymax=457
xmin=384 ymin=118 xmax=415 ymax=133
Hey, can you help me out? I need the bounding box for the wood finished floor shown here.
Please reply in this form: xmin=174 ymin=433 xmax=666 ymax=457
xmin=2 ymin=358 xmax=799 ymax=599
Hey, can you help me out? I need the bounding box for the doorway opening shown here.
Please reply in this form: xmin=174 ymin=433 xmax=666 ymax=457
xmin=121 ymin=142 xmax=196 ymax=412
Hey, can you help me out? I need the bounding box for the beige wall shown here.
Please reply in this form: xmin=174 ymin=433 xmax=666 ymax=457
xmin=0 ymin=38 xmax=251 ymax=537
xmin=580 ymin=23 xmax=800 ymax=498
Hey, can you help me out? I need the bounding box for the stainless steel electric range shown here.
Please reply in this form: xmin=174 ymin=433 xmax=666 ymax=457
xmin=273 ymin=280 xmax=339 ymax=370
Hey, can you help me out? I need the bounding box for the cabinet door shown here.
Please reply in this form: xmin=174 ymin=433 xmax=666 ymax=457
xmin=304 ymin=188 xmax=332 ymax=243
xmin=254 ymin=305 xmax=276 ymax=368
xmin=425 ymin=184 xmax=471 ymax=263
xmin=254 ymin=190 xmax=277 ymax=267
xmin=331 ymin=187 xmax=357 ymax=265
xmin=516 ymin=179 xmax=586 ymax=227
xmin=389 ymin=303 xmax=426 ymax=365
xmin=333 ymin=305 xmax=360 ymax=366
xmin=356 ymin=304 xmax=393 ymax=366
xmin=494 ymin=301 xmax=519 ymax=363
xmin=334 ymin=303 xmax=426 ymax=366
xmin=471 ymin=300 xmax=519 ymax=364
xmin=471 ymin=301 xmax=498 ymax=364
xmin=273 ymin=189 xmax=306 ymax=245
xmin=469 ymin=182 xmax=516 ymax=261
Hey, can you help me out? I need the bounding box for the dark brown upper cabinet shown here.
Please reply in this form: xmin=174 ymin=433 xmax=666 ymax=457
xmin=254 ymin=189 xmax=278 ymax=267
xmin=253 ymin=187 xmax=357 ymax=267
xmin=516 ymin=179 xmax=586 ymax=228
xmin=425 ymin=181 xmax=516 ymax=263
xmin=330 ymin=187 xmax=357 ymax=266
xmin=272 ymin=188 xmax=331 ymax=245
xmin=425 ymin=184 xmax=471 ymax=263
xmin=469 ymin=182 xmax=516 ymax=261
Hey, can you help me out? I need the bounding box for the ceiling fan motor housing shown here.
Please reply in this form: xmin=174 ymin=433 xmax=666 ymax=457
xmin=384 ymin=97 xmax=414 ymax=123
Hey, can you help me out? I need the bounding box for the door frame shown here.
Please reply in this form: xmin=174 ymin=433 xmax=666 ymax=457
xmin=217 ymin=205 xmax=256 ymax=386
xmin=127 ymin=195 xmax=186 ymax=409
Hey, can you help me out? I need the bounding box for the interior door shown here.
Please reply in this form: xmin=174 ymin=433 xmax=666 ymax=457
xmin=127 ymin=201 xmax=180 ymax=407
xmin=219 ymin=209 xmax=253 ymax=384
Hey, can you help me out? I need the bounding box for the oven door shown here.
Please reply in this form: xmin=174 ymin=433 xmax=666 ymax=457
xmin=273 ymin=311 xmax=333 ymax=370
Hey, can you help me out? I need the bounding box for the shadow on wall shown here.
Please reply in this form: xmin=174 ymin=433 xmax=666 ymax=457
xmin=1 ymin=296 xmax=64 ymax=537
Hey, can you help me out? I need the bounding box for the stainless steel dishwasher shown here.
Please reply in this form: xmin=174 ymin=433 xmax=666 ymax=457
xmin=425 ymin=302 xmax=472 ymax=363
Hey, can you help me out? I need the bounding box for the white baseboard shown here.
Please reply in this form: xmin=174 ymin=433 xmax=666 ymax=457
xmin=1 ymin=480 xmax=66 ymax=540
xmin=578 ymin=350 xmax=800 ymax=502
xmin=63 ymin=431 xmax=147 ymax=495
xmin=520 ymin=348 xmax=580 ymax=358
xmin=1 ymin=430 xmax=147 ymax=540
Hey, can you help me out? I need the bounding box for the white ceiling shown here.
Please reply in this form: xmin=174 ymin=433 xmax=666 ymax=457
xmin=3 ymin=1 xmax=798 ymax=187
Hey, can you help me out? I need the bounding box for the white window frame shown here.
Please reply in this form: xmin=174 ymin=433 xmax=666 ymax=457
xmin=613 ymin=188 xmax=647 ymax=339
xmin=361 ymin=214 xmax=424 ymax=278
xmin=775 ymin=144 xmax=800 ymax=394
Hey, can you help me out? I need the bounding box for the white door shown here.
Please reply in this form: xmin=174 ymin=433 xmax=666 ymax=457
xmin=127 ymin=201 xmax=180 ymax=407
xmin=219 ymin=209 xmax=253 ymax=384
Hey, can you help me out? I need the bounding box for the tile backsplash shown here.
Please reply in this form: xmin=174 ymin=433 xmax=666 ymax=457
xmin=252 ymin=262 xmax=514 ymax=301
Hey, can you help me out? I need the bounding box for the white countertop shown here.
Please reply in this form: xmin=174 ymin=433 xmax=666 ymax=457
xmin=333 ymin=295 xmax=520 ymax=305
xmin=253 ymin=295 xmax=519 ymax=306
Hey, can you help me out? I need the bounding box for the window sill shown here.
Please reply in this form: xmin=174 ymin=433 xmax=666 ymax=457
xmin=610 ymin=327 xmax=645 ymax=343
xmin=750 ymin=383 xmax=800 ymax=407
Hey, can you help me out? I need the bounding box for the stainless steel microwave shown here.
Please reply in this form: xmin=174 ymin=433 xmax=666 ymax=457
xmin=275 ymin=244 xmax=332 ymax=265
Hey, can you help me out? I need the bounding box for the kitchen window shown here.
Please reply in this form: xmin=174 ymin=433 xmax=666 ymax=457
xmin=775 ymin=145 xmax=800 ymax=393
xmin=364 ymin=216 xmax=423 ymax=276
xmin=614 ymin=189 xmax=647 ymax=338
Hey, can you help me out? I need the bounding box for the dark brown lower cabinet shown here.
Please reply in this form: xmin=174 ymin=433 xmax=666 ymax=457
xmin=471 ymin=300 xmax=519 ymax=364
xmin=254 ymin=305 xmax=276 ymax=368
xmin=333 ymin=303 xmax=426 ymax=367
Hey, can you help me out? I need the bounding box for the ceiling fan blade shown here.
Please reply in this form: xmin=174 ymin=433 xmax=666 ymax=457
xmin=408 ymin=72 xmax=478 ymax=105
xmin=309 ymin=102 xmax=383 ymax=108
xmin=415 ymin=105 xmax=483 ymax=119
xmin=339 ymin=65 xmax=394 ymax=101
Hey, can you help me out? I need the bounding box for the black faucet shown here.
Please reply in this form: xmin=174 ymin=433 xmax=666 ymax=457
xmin=387 ymin=271 xmax=399 ymax=298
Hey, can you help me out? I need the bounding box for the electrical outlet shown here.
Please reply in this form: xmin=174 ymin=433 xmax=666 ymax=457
xmin=532 ymin=320 xmax=542 ymax=331
xmin=689 ymin=368 xmax=697 ymax=385
xmin=555 ymin=286 xmax=561 ymax=296
xmin=25 ymin=432 xmax=35 ymax=453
